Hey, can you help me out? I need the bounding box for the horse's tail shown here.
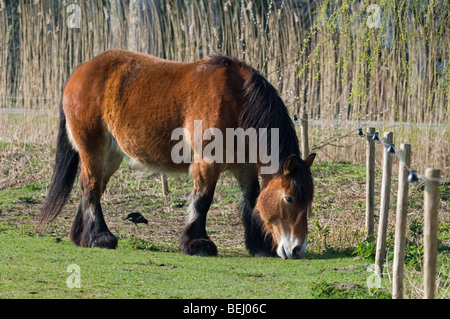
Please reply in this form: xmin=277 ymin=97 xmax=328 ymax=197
xmin=40 ymin=102 xmax=79 ymax=223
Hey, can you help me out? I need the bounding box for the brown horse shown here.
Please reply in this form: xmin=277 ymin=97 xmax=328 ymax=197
xmin=40 ymin=50 xmax=315 ymax=259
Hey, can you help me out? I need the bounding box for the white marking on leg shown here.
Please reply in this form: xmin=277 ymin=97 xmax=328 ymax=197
xmin=186 ymin=200 xmax=199 ymax=225
xmin=86 ymin=203 xmax=96 ymax=221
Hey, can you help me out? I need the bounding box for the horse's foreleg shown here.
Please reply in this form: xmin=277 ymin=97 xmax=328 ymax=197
xmin=180 ymin=162 xmax=220 ymax=256
xmin=233 ymin=164 xmax=276 ymax=256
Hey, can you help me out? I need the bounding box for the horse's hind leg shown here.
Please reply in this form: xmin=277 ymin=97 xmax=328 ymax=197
xmin=69 ymin=134 xmax=122 ymax=249
xmin=71 ymin=190 xmax=117 ymax=249
xmin=232 ymin=164 xmax=276 ymax=256
xmin=180 ymin=162 xmax=220 ymax=256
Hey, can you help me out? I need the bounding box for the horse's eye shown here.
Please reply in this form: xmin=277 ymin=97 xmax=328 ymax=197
xmin=284 ymin=196 xmax=293 ymax=204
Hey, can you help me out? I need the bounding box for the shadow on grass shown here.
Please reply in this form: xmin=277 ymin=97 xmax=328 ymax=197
xmin=304 ymin=248 xmax=356 ymax=260
xmin=217 ymin=247 xmax=358 ymax=260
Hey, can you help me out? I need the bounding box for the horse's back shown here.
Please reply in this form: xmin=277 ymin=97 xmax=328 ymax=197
xmin=63 ymin=50 xmax=245 ymax=173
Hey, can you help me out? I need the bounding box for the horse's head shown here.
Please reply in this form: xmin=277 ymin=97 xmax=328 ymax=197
xmin=255 ymin=153 xmax=315 ymax=259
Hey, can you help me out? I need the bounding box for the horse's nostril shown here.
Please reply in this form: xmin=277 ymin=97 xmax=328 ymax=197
xmin=292 ymin=245 xmax=302 ymax=259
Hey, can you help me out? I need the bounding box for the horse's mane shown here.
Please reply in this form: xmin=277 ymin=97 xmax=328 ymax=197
xmin=208 ymin=55 xmax=300 ymax=173
xmin=240 ymin=68 xmax=300 ymax=166
xmin=207 ymin=54 xmax=313 ymax=206
xmin=206 ymin=55 xmax=300 ymax=169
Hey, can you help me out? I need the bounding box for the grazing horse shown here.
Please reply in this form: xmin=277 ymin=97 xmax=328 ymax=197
xmin=40 ymin=50 xmax=315 ymax=259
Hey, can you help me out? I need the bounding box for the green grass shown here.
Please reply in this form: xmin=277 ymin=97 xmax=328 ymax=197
xmin=0 ymin=186 xmax=41 ymax=208
xmin=0 ymin=231 xmax=386 ymax=299
xmin=0 ymin=144 xmax=448 ymax=299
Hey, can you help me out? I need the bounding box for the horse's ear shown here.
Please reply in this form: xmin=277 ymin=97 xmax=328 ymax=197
xmin=283 ymin=154 xmax=297 ymax=176
xmin=304 ymin=153 xmax=316 ymax=167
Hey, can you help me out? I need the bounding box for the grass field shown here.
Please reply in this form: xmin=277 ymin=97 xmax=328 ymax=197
xmin=0 ymin=137 xmax=449 ymax=299
xmin=0 ymin=231 xmax=383 ymax=299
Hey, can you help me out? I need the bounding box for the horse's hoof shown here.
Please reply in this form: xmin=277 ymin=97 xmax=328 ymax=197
xmin=79 ymin=231 xmax=118 ymax=249
xmin=181 ymin=238 xmax=218 ymax=256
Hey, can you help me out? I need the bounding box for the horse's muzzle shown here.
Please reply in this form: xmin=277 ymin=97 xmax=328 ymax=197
xmin=276 ymin=235 xmax=307 ymax=259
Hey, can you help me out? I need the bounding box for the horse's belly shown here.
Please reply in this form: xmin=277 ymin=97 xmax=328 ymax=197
xmin=125 ymin=153 xmax=191 ymax=176
xmin=118 ymin=134 xmax=191 ymax=175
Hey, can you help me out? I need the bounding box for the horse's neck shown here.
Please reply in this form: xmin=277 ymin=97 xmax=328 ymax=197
xmin=259 ymin=173 xmax=277 ymax=189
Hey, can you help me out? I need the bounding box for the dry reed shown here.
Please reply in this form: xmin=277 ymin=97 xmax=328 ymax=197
xmin=0 ymin=0 xmax=448 ymax=174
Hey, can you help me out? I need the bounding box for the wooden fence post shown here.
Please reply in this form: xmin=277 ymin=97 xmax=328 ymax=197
xmin=375 ymin=132 xmax=393 ymax=276
xmin=161 ymin=173 xmax=169 ymax=199
xmin=392 ymin=144 xmax=411 ymax=299
xmin=300 ymin=112 xmax=312 ymax=218
xmin=365 ymin=127 xmax=376 ymax=238
xmin=423 ymin=168 xmax=441 ymax=299
xmin=300 ymin=112 xmax=309 ymax=158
